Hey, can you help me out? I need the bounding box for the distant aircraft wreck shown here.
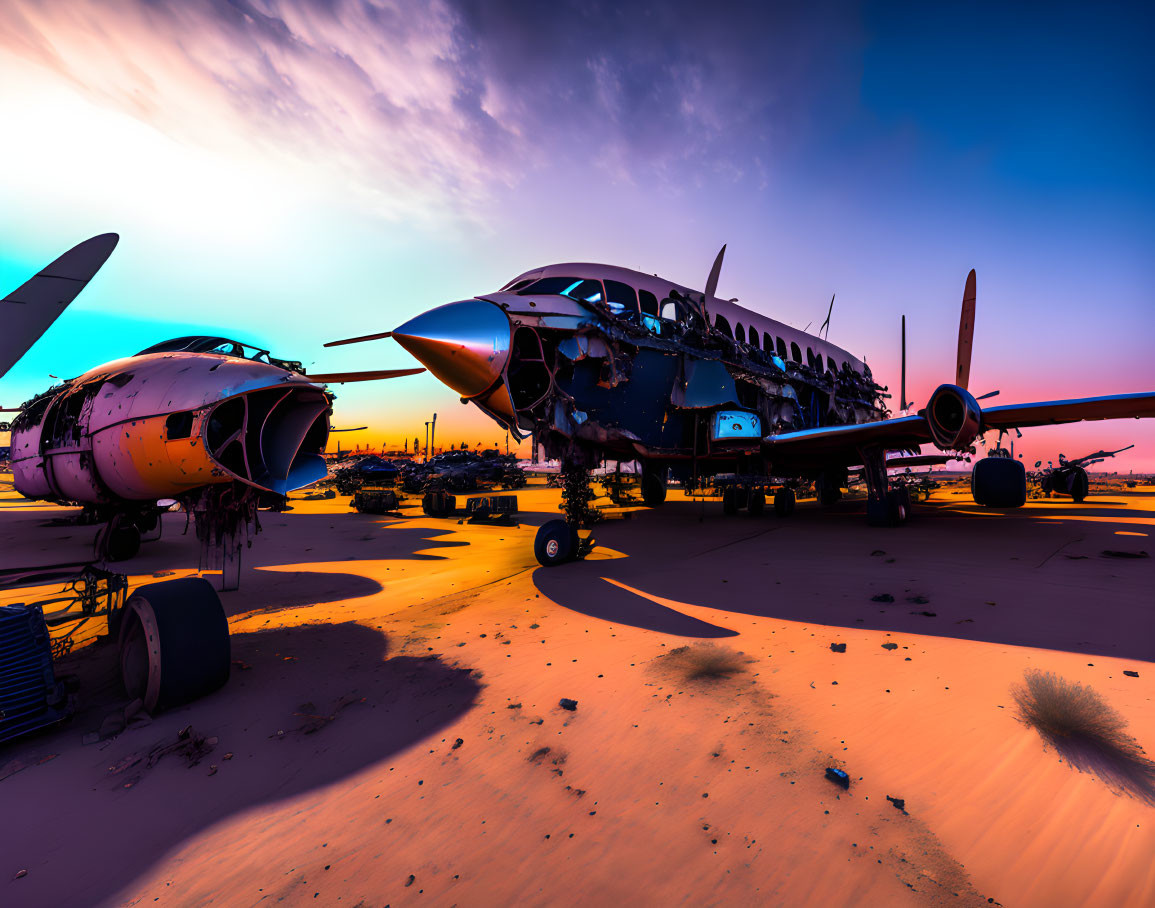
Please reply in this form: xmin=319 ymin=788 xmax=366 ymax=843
xmin=332 ymin=246 xmax=1155 ymax=565
xmin=1 ymin=236 xmax=422 ymax=588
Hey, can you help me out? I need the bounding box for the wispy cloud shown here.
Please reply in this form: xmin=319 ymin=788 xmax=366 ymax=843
xmin=0 ymin=0 xmax=858 ymax=220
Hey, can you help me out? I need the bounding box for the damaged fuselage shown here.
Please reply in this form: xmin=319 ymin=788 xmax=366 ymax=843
xmin=392 ymin=262 xmax=887 ymax=486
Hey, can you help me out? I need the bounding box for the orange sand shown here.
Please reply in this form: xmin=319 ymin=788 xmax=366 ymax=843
xmin=1 ymin=478 xmax=1152 ymax=906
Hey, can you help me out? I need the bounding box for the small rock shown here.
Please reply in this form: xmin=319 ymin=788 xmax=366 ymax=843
xmin=452 ymin=738 xmax=464 ymax=749
xmin=559 ymin=698 xmax=578 ymax=711
xmin=872 ymin=593 xmax=895 ymax=603
xmin=825 ymin=767 xmax=850 ymax=789
xmin=881 ymin=643 xmax=898 ymax=650
xmin=14 ymin=869 xmax=27 ymax=880
xmin=830 ymin=643 xmax=847 ymax=653
xmin=1124 ymin=671 xmax=1139 ymax=678
xmin=910 ymin=611 xmax=937 ymax=617
xmin=887 ymin=795 xmax=906 ymax=812
xmin=405 ymin=874 xmax=415 ymax=887
xmin=1101 ymin=550 xmax=1149 ymax=559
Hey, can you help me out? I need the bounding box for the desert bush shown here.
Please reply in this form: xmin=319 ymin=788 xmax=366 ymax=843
xmin=660 ymin=644 xmax=749 ymax=682
xmin=1012 ymin=669 xmax=1155 ymax=805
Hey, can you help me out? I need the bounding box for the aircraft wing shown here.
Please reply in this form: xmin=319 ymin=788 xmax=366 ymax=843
xmin=762 ymin=392 xmax=1155 ymax=470
xmin=981 ymin=392 xmax=1155 ymax=430
xmin=306 ymin=367 xmax=425 ymax=384
xmin=0 ymin=234 xmax=119 ymax=379
xmin=761 ymin=415 xmax=932 ymax=466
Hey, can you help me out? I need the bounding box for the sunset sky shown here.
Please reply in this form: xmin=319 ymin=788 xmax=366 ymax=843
xmin=1 ymin=1 xmax=1152 ymax=468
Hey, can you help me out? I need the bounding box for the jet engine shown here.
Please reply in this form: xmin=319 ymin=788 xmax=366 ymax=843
xmin=924 ymin=383 xmax=981 ymax=452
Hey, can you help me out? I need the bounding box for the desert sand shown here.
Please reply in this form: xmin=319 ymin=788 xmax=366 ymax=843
xmin=1 ymin=475 xmax=1152 ymax=907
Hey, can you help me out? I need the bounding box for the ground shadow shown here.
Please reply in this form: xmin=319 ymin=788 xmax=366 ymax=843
xmin=0 ymin=508 xmax=472 ymax=582
xmin=0 ymin=622 xmax=480 ymax=907
xmin=531 ymin=494 xmax=1155 ymax=661
xmin=216 ymin=568 xmax=384 ymax=617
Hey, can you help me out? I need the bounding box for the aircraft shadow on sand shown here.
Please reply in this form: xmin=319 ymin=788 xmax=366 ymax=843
xmin=532 ymin=500 xmax=1154 ymax=662
xmin=1 ymin=621 xmax=480 ymax=907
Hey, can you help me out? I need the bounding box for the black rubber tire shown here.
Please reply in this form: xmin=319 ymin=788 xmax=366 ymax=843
xmin=106 ymin=525 xmax=141 ymax=562
xmin=774 ymin=488 xmax=796 ymax=517
xmin=641 ymin=470 xmax=667 ymax=507
xmin=748 ymin=491 xmax=765 ymax=516
xmin=535 ymin=520 xmax=574 ymax=567
xmin=1070 ymin=467 xmax=1089 ymax=503
xmin=972 ymin=457 xmax=1027 ymax=508
xmin=119 ymin=577 xmax=230 ymax=713
xmin=722 ymin=489 xmax=738 ymax=515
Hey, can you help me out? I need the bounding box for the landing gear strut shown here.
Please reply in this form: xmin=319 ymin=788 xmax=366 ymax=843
xmin=534 ymin=463 xmax=599 ymax=567
xmin=862 ymin=448 xmax=908 ymax=526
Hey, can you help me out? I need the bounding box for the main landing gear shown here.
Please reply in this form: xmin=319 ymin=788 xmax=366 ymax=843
xmin=535 ymin=464 xmax=599 ymax=567
xmin=94 ymin=508 xmax=166 ymax=563
xmin=861 ymin=448 xmax=911 ymax=527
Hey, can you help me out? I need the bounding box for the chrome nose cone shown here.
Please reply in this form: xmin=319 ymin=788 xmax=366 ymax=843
xmin=393 ymin=299 xmax=511 ymax=398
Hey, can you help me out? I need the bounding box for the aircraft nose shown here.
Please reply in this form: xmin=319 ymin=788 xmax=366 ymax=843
xmin=393 ymin=299 xmax=511 ymax=398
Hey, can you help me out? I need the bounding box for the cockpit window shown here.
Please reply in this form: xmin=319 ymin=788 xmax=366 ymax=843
xmin=501 ymin=278 xmax=532 ymax=292
xmin=135 ymin=335 xmax=300 ymax=372
xmin=517 ymin=277 xmax=604 ymax=304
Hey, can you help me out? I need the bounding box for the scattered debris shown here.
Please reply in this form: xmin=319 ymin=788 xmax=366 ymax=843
xmin=405 ymin=874 xmax=415 ymax=888
xmin=910 ymin=611 xmax=937 ymax=617
xmin=1124 ymin=671 xmax=1140 ymax=678
xmin=1101 ymin=550 xmax=1149 ymax=559
xmin=871 ymin=593 xmax=895 ymax=603
xmin=283 ymin=694 xmax=366 ymax=735
xmin=881 ymin=642 xmax=899 ymax=650
xmin=452 ymin=738 xmax=464 ymax=749
xmin=108 ymin=726 xmax=217 ymax=789
xmin=886 ymin=795 xmax=907 ymax=812
xmin=0 ymin=753 xmax=57 ymax=783
xmin=13 ymin=869 xmax=27 ymax=880
xmin=825 ymin=767 xmax=850 ymax=789
xmin=528 ymin=747 xmax=552 ymax=763
xmin=830 ymin=643 xmax=846 ymax=653
xmin=1062 ymin=555 xmax=1089 ymax=560
xmin=559 ymin=698 xmax=578 ymax=711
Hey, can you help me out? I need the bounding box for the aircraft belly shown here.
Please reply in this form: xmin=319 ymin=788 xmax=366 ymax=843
xmin=90 ymin=413 xmax=223 ymax=499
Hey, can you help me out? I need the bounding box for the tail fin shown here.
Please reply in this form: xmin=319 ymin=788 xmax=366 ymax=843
xmin=0 ymin=233 xmax=119 ymax=379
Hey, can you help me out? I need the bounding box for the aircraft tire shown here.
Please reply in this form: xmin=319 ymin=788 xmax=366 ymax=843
xmin=119 ymin=577 xmax=230 ymax=713
xmin=748 ymin=491 xmax=766 ymax=516
xmin=971 ymin=457 xmax=1027 ymax=508
xmin=641 ymin=471 xmax=667 ymax=507
xmin=1070 ymin=467 xmax=1089 ymax=503
xmin=535 ymin=520 xmax=575 ymax=567
xmin=774 ymin=488 xmax=796 ymax=518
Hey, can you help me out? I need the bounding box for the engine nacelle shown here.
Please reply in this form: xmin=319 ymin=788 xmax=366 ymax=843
xmin=925 ymin=383 xmax=981 ymax=451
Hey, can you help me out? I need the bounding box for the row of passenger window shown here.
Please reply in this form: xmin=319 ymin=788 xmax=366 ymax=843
xmin=501 ymin=274 xmax=845 ymax=374
xmin=713 ymin=315 xmax=841 ymax=373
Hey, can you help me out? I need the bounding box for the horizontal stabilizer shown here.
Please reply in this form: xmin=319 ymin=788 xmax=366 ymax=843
xmin=323 ymin=331 xmax=393 ymax=348
xmin=306 ymin=367 xmax=425 ymax=384
xmin=1 ymin=233 xmax=119 ymax=379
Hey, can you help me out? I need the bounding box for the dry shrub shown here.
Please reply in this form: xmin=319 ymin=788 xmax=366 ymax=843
xmin=1013 ymin=669 xmax=1155 ymax=805
xmin=660 ymin=644 xmax=749 ymax=682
